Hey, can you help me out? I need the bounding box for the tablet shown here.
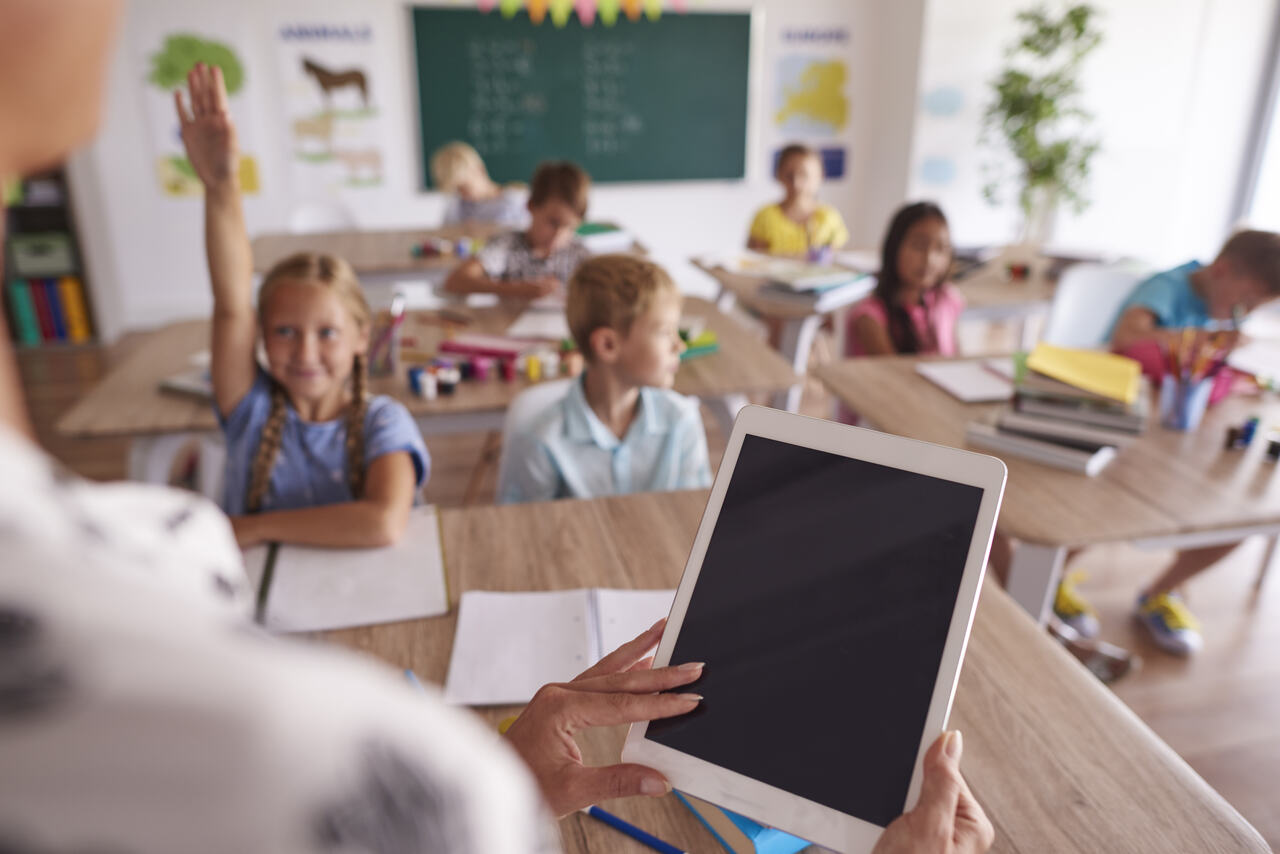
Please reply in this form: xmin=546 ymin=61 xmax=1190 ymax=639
xmin=622 ymin=406 xmax=1006 ymax=852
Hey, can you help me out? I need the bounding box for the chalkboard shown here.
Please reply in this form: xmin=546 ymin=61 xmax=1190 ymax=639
xmin=412 ymin=8 xmax=751 ymax=185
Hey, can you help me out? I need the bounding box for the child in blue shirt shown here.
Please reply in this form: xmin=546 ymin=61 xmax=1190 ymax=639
xmin=178 ymin=64 xmax=428 ymax=548
xmin=1082 ymin=230 xmax=1280 ymax=655
xmin=499 ymin=255 xmax=712 ymax=503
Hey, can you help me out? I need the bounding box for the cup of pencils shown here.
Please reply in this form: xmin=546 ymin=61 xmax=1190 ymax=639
xmin=1159 ymin=330 xmax=1232 ymax=432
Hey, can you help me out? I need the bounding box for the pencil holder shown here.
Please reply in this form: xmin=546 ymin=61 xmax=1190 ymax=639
xmin=1159 ymin=374 xmax=1212 ymax=432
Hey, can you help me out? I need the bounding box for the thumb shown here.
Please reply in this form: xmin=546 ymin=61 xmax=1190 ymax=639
xmin=564 ymin=763 xmax=671 ymax=813
xmin=915 ymin=731 xmax=963 ymax=830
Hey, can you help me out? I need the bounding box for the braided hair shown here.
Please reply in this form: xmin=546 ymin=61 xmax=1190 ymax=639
xmin=874 ymin=202 xmax=951 ymax=354
xmin=244 ymin=252 xmax=371 ymax=513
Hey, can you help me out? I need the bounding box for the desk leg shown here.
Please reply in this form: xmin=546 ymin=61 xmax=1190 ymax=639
xmin=772 ymin=314 xmax=822 ymax=412
xmin=1007 ymin=543 xmax=1066 ymax=625
xmin=704 ymin=394 xmax=749 ymax=438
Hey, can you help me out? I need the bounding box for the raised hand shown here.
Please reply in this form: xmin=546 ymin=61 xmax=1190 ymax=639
xmin=174 ymin=62 xmax=239 ymax=189
xmin=503 ymin=619 xmax=704 ymax=817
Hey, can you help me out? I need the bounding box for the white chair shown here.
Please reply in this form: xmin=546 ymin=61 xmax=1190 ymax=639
xmin=494 ymin=378 xmax=573 ymax=502
xmin=1041 ymin=263 xmax=1145 ymax=349
xmin=288 ymin=202 xmax=356 ymax=234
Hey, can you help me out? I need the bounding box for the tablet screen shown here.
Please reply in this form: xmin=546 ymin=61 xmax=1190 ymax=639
xmin=646 ymin=434 xmax=983 ymax=827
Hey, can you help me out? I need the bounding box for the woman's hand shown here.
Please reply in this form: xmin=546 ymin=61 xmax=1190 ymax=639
xmin=872 ymin=731 xmax=994 ymax=854
xmin=174 ymin=62 xmax=239 ymax=190
xmin=504 ymin=619 xmax=703 ymax=817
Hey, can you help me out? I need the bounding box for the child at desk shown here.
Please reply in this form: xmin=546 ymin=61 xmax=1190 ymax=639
xmin=444 ymin=161 xmax=591 ymax=300
xmin=747 ymin=143 xmax=848 ymax=258
xmin=845 ymin=201 xmax=964 ymax=357
xmin=1084 ymin=228 xmax=1280 ymax=655
xmin=430 ymin=141 xmax=529 ymax=228
xmin=498 ymin=255 xmax=712 ymax=503
xmin=177 ymin=64 xmax=428 ymax=549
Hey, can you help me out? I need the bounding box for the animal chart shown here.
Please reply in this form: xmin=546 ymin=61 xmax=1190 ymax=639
xmin=276 ymin=19 xmax=390 ymax=191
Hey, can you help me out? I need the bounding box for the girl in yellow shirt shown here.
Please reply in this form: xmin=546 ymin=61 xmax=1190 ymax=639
xmin=748 ymin=144 xmax=849 ymax=258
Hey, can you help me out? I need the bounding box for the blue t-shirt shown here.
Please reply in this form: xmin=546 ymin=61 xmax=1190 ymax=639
xmin=218 ymin=370 xmax=429 ymax=516
xmin=1107 ymin=261 xmax=1209 ymax=339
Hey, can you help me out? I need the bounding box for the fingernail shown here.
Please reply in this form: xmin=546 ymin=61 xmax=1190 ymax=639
xmin=677 ymin=693 xmax=703 ymax=703
xmin=640 ymin=777 xmax=670 ymax=796
xmin=946 ymin=730 xmax=963 ymax=759
xmin=679 ymin=661 xmax=705 ymax=673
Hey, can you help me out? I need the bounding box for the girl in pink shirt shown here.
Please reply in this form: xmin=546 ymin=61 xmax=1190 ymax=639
xmin=846 ymin=202 xmax=965 ymax=356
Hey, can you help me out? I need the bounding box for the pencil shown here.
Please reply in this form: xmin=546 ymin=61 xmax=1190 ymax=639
xmin=581 ymin=805 xmax=688 ymax=854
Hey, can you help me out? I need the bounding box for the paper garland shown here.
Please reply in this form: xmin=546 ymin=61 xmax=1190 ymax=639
xmin=481 ymin=0 xmax=687 ymax=26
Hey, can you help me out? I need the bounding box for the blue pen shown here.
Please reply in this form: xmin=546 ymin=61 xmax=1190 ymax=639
xmin=580 ymin=805 xmax=687 ymax=854
xmin=404 ymin=668 xmax=425 ymax=692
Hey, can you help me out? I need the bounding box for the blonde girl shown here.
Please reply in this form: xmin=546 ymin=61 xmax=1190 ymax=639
xmin=176 ymin=63 xmax=428 ymax=548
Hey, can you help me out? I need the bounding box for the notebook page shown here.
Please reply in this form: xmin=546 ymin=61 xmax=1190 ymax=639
xmin=444 ymin=589 xmax=593 ymax=706
xmin=591 ymin=589 xmax=677 ymax=663
xmin=264 ymin=506 xmax=447 ymax=633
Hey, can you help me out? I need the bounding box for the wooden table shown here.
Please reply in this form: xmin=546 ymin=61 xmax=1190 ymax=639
xmin=324 ymin=490 xmax=1269 ymax=853
xmin=816 ymin=355 xmax=1280 ymax=622
xmin=56 ymin=297 xmax=797 ymax=485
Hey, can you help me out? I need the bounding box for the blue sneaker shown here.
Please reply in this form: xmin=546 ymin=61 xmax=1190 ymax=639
xmin=1134 ymin=592 xmax=1203 ymax=656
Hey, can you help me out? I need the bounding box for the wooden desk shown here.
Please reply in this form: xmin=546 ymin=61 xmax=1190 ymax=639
xmin=56 ymin=297 xmax=796 ymax=482
xmin=816 ymin=356 xmax=1280 ymax=621
xmin=325 ymin=490 xmax=1269 ymax=853
xmin=250 ymin=223 xmax=503 ymax=282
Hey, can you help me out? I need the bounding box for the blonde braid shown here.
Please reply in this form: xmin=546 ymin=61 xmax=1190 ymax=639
xmin=344 ymin=353 xmax=369 ymax=499
xmin=245 ymin=383 xmax=289 ymax=513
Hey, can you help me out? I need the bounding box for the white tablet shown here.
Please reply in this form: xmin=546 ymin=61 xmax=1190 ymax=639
xmin=622 ymin=406 xmax=1006 ymax=853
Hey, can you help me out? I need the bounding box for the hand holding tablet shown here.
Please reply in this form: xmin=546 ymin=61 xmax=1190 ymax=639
xmin=622 ymin=406 xmax=1006 ymax=852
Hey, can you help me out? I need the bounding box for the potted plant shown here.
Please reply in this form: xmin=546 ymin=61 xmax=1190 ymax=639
xmin=982 ymin=3 xmax=1102 ymax=247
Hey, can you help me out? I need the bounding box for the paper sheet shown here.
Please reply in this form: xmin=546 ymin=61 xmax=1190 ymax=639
xmin=262 ymin=506 xmax=448 ymax=633
xmin=505 ymin=309 xmax=571 ymax=341
xmin=444 ymin=588 xmax=676 ymax=706
xmin=916 ymin=360 xmax=1014 ymax=403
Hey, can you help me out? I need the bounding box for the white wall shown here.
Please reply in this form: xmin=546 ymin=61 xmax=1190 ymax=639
xmin=906 ymin=0 xmax=1277 ymax=267
xmin=72 ymin=0 xmax=920 ymax=342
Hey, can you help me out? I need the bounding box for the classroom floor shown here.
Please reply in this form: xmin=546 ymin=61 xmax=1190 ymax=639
xmin=14 ymin=330 xmax=1280 ymax=851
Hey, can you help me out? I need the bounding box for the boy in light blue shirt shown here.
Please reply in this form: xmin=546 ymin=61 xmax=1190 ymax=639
xmin=499 ymin=255 xmax=712 ymax=503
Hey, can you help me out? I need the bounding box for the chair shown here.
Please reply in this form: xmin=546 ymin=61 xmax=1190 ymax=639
xmin=287 ymin=202 xmax=356 ymax=234
xmin=494 ymin=378 xmax=573 ymax=502
xmin=1041 ymin=263 xmax=1145 ymax=349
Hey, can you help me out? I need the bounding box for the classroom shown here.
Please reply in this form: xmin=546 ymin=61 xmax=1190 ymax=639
xmin=3 ymin=0 xmax=1280 ymax=851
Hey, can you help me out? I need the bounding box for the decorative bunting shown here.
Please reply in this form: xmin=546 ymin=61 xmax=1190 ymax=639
xmin=550 ymin=0 xmax=574 ymax=26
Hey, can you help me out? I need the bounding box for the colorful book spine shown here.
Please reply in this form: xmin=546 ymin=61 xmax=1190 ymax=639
xmin=28 ymin=277 xmax=54 ymax=341
xmin=43 ymin=279 xmax=67 ymax=341
xmin=57 ymin=276 xmax=92 ymax=342
xmin=6 ymin=280 xmax=42 ymax=345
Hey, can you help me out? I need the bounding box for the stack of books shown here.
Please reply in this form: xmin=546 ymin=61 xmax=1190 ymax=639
xmin=965 ymin=344 xmax=1147 ymax=477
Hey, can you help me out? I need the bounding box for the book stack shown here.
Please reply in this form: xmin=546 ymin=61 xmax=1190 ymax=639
xmin=965 ymin=344 xmax=1147 ymax=477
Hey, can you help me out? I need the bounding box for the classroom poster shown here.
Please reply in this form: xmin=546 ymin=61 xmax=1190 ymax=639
xmin=273 ymin=18 xmax=391 ymax=192
xmin=768 ymin=23 xmax=851 ymax=180
xmin=135 ymin=10 xmax=261 ymax=197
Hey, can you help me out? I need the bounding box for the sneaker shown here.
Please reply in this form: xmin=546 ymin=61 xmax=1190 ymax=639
xmin=1054 ymin=570 xmax=1100 ymax=638
xmin=1134 ymin=592 xmax=1203 ymax=656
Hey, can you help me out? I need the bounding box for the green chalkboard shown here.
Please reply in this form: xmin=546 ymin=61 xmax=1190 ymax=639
xmin=412 ymin=8 xmax=751 ymax=185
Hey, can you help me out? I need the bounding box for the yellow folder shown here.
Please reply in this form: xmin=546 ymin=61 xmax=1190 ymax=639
xmin=1025 ymin=343 xmax=1141 ymax=404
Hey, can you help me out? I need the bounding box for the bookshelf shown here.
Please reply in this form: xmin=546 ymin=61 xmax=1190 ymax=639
xmin=2 ymin=168 xmax=97 ymax=347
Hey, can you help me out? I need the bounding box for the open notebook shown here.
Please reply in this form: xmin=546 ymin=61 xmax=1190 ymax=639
xmin=444 ymin=588 xmax=676 ymax=706
xmin=241 ymin=505 xmax=448 ymax=633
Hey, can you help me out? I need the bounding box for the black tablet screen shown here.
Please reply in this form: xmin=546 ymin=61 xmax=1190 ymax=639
xmin=646 ymin=434 xmax=984 ymax=827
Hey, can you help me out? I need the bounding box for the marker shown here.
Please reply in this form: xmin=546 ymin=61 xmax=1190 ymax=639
xmin=580 ymin=805 xmax=687 ymax=854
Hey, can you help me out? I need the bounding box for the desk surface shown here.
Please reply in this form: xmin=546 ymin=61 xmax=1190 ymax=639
xmin=56 ymin=297 xmax=797 ymax=439
xmin=250 ymin=223 xmax=503 ymax=274
xmin=324 ymin=490 xmax=1267 ymax=853
xmin=816 ymin=356 xmax=1280 ymax=547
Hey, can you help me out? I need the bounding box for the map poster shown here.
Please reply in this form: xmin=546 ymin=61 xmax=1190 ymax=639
xmin=274 ymin=18 xmax=391 ymax=194
xmin=769 ymin=23 xmax=851 ymax=180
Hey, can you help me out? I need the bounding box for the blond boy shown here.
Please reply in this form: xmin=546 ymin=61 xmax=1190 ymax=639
xmin=499 ymin=255 xmax=712 ymax=503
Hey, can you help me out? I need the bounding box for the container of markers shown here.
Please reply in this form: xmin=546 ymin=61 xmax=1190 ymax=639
xmin=1159 ymin=374 xmax=1213 ymax=431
